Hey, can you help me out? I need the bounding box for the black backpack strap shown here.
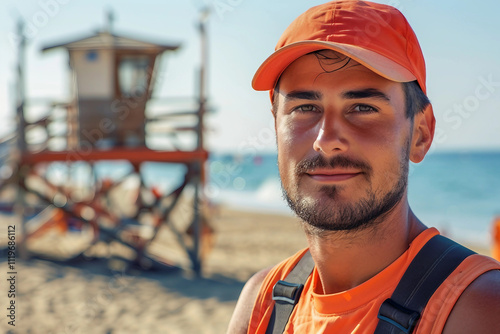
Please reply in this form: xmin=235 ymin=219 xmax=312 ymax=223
xmin=375 ymin=234 xmax=475 ymax=334
xmin=265 ymin=250 xmax=315 ymax=334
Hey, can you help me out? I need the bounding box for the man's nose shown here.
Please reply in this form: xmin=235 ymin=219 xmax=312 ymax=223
xmin=312 ymin=117 xmax=348 ymax=154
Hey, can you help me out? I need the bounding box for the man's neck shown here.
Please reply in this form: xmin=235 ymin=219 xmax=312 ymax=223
xmin=305 ymin=201 xmax=427 ymax=294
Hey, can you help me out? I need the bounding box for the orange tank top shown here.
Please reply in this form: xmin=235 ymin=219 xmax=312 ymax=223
xmin=248 ymin=228 xmax=500 ymax=334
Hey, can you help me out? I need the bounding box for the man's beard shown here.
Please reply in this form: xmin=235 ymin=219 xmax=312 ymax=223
xmin=280 ymin=145 xmax=409 ymax=234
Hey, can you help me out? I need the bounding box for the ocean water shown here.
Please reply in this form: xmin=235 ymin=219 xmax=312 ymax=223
xmin=40 ymin=151 xmax=500 ymax=247
xmin=407 ymin=152 xmax=500 ymax=245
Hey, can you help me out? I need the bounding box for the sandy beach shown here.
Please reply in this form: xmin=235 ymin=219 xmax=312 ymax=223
xmin=0 ymin=206 xmax=491 ymax=334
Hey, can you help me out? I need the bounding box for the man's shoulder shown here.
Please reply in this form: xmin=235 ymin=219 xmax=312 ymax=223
xmin=226 ymin=267 xmax=273 ymax=334
xmin=245 ymin=266 xmax=275 ymax=295
xmin=239 ymin=248 xmax=312 ymax=306
xmin=226 ymin=248 xmax=310 ymax=334
xmin=443 ymin=268 xmax=500 ymax=333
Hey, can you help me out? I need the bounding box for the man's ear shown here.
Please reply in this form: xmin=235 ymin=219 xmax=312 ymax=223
xmin=410 ymin=105 xmax=435 ymax=163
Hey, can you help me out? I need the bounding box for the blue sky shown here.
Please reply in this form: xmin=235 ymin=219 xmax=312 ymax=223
xmin=1 ymin=0 xmax=499 ymax=153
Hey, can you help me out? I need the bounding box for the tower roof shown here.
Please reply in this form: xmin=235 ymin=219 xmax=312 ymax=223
xmin=42 ymin=31 xmax=180 ymax=53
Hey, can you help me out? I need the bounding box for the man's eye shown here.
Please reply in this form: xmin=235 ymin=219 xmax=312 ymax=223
xmin=353 ymin=104 xmax=377 ymax=113
xmin=294 ymin=105 xmax=319 ymax=113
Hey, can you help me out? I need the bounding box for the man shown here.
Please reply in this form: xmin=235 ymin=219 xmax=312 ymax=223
xmin=227 ymin=1 xmax=500 ymax=333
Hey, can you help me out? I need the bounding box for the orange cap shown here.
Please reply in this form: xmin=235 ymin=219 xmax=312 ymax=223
xmin=252 ymin=1 xmax=428 ymax=94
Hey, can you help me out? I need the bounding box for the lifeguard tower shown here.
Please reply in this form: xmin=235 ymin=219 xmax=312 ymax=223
xmin=0 ymin=12 xmax=212 ymax=275
xmin=42 ymin=26 xmax=179 ymax=149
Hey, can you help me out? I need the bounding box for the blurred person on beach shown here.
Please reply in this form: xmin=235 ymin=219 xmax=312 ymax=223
xmin=227 ymin=1 xmax=500 ymax=333
xmin=492 ymin=215 xmax=500 ymax=261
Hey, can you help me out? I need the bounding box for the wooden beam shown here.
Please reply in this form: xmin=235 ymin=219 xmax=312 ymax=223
xmin=21 ymin=148 xmax=209 ymax=164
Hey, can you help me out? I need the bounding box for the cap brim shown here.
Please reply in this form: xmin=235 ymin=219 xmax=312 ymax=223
xmin=252 ymin=41 xmax=417 ymax=91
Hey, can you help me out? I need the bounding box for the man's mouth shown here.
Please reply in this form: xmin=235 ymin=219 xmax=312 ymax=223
xmin=305 ymin=169 xmax=362 ymax=182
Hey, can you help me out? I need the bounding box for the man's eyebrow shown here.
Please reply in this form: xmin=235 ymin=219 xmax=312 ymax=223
xmin=284 ymin=90 xmax=323 ymax=102
xmin=342 ymin=88 xmax=391 ymax=102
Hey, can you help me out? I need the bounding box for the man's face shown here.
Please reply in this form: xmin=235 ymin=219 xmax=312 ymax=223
xmin=274 ymin=51 xmax=414 ymax=234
